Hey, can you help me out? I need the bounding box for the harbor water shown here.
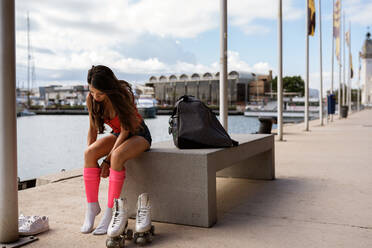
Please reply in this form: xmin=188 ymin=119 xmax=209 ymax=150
xmin=17 ymin=115 xmax=267 ymax=181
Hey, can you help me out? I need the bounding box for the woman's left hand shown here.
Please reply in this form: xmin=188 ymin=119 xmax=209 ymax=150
xmin=100 ymin=161 xmax=110 ymax=178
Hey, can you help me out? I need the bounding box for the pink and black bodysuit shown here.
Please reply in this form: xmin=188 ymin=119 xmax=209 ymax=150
xmin=104 ymin=113 xmax=152 ymax=146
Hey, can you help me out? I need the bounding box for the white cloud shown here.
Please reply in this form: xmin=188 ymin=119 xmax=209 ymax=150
xmin=126 ymin=0 xmax=219 ymax=38
xmin=308 ymin=70 xmax=358 ymax=94
xmin=123 ymin=50 xmax=271 ymax=76
xmin=143 ymin=50 xmax=272 ymax=77
xmin=16 ymin=0 xmax=295 ymax=85
xmin=229 ymin=0 xmax=302 ymax=25
xmin=229 ymin=0 xmax=303 ymax=35
xmin=225 ymin=51 xmax=272 ymax=74
xmin=21 ymin=47 xmax=272 ymax=85
xmin=253 ymin=62 xmax=272 ymax=74
xmin=114 ymin=57 xmax=167 ymax=74
xmin=343 ymin=0 xmax=372 ymax=26
xmin=17 ymin=0 xmax=302 ymax=45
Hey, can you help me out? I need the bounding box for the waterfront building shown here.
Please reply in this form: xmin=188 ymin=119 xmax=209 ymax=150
xmin=361 ymin=31 xmax=372 ymax=105
xmin=145 ymin=71 xmax=273 ymax=107
xmin=16 ymin=87 xmax=41 ymax=105
xmin=134 ymin=84 xmax=155 ymax=98
xmin=39 ymin=85 xmax=88 ymax=106
xmin=249 ymin=72 xmax=273 ymax=103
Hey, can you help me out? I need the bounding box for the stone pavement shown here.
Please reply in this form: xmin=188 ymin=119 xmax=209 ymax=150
xmin=17 ymin=109 xmax=372 ymax=248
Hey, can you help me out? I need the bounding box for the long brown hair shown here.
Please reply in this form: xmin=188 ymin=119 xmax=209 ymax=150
xmin=87 ymin=65 xmax=141 ymax=134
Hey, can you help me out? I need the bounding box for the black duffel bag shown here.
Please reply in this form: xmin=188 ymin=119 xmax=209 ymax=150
xmin=168 ymin=95 xmax=239 ymax=149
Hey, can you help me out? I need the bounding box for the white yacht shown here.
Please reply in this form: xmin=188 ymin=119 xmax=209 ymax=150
xmin=244 ymin=97 xmax=321 ymax=122
xmin=136 ymin=96 xmax=157 ymax=118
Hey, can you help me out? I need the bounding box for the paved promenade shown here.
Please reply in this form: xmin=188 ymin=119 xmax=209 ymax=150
xmin=18 ymin=109 xmax=372 ymax=248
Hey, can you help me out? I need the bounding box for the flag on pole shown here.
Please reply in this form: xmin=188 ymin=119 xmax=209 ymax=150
xmin=345 ymin=31 xmax=350 ymax=46
xmin=334 ymin=0 xmax=341 ymax=61
xmin=350 ymin=53 xmax=354 ymax=78
xmin=308 ymin=0 xmax=316 ymax=36
xmin=359 ymin=51 xmax=362 ymax=71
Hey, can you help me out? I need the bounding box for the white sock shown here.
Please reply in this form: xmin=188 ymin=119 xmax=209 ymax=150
xmin=80 ymin=202 xmax=101 ymax=234
xmin=92 ymin=207 xmax=113 ymax=235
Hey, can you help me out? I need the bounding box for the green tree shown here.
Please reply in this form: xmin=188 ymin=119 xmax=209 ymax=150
xmin=351 ymin=88 xmax=361 ymax=102
xmin=332 ymin=86 xmax=360 ymax=104
xmin=270 ymin=76 xmax=305 ymax=96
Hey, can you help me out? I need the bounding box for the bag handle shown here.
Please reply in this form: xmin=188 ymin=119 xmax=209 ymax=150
xmin=170 ymin=95 xmax=194 ymax=118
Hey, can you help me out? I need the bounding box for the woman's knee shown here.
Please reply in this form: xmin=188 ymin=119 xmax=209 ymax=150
xmin=110 ymin=150 xmax=126 ymax=171
xmin=84 ymin=146 xmax=99 ymax=163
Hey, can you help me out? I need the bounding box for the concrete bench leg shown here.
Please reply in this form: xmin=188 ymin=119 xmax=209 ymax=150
xmin=120 ymin=154 xmax=217 ymax=227
xmin=216 ymin=148 xmax=275 ymax=180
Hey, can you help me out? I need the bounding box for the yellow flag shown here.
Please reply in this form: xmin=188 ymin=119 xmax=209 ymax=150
xmin=308 ymin=0 xmax=316 ymax=36
xmin=334 ymin=0 xmax=341 ymax=62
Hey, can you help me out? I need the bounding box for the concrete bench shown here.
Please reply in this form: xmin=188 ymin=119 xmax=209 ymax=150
xmin=121 ymin=133 xmax=275 ymax=227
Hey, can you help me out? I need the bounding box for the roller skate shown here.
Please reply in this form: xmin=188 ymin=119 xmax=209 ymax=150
xmin=106 ymin=198 xmax=133 ymax=248
xmin=133 ymin=193 xmax=155 ymax=246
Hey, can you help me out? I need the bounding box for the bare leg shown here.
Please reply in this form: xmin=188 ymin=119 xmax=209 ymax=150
xmin=92 ymin=136 xmax=150 ymax=235
xmin=84 ymin=134 xmax=117 ymax=177
xmin=81 ymin=135 xmax=116 ymax=233
xmin=84 ymin=135 xmax=117 ymax=168
xmin=110 ymin=136 xmax=151 ymax=172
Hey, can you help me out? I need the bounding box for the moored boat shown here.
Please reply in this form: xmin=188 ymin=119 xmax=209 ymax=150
xmin=136 ymin=97 xmax=157 ymax=118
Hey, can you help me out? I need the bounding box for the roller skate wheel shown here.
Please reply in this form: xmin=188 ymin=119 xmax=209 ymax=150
xmin=126 ymin=229 xmax=133 ymax=240
xmin=150 ymin=225 xmax=155 ymax=235
xmin=133 ymin=233 xmax=139 ymax=245
xmin=136 ymin=237 xmax=146 ymax=246
xmin=145 ymin=233 xmax=153 ymax=243
xmin=106 ymin=237 xmax=125 ymax=248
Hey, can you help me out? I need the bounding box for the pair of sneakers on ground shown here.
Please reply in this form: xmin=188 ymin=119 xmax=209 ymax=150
xmin=19 ymin=214 xmax=50 ymax=236
xmin=81 ymin=193 xmax=152 ymax=236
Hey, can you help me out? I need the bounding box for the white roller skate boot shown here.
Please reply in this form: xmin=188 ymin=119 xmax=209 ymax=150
xmin=106 ymin=198 xmax=133 ymax=248
xmin=133 ymin=193 xmax=155 ymax=246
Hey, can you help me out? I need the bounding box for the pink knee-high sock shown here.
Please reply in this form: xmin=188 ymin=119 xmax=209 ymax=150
xmin=83 ymin=168 xmax=101 ymax=203
xmin=108 ymin=168 xmax=126 ymax=208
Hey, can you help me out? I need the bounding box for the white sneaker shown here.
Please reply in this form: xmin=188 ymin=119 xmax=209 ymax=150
xmin=19 ymin=216 xmax=49 ymax=236
xmin=107 ymin=198 xmax=129 ymax=238
xmin=135 ymin=193 xmax=151 ymax=233
xmin=19 ymin=214 xmax=30 ymax=227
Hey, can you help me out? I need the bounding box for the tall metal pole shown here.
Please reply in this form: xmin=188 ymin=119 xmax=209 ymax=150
xmin=331 ymin=0 xmax=335 ymax=121
xmin=305 ymin=0 xmax=310 ymax=131
xmin=278 ymin=0 xmax=283 ymax=140
xmin=338 ymin=62 xmax=342 ymax=118
xmin=219 ymin=0 xmax=228 ymax=131
xmin=338 ymin=1 xmax=342 ymax=118
xmin=319 ymin=0 xmax=323 ymax=126
xmin=348 ymin=22 xmax=352 ymax=112
xmin=342 ymin=12 xmax=346 ymax=106
xmin=0 ymin=0 xmax=19 ymax=243
xmin=358 ymin=52 xmax=361 ymax=112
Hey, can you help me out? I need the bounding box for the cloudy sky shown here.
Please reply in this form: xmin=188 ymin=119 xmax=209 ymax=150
xmin=15 ymin=0 xmax=372 ymax=93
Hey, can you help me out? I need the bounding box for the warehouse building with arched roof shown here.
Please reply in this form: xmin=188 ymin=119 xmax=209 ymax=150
xmin=145 ymin=70 xmax=273 ymax=107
